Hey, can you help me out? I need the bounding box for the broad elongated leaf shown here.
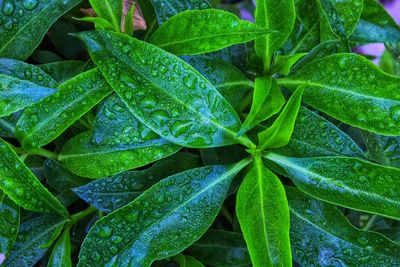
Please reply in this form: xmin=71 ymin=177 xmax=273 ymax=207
xmin=0 ymin=138 xmax=69 ymax=217
xmin=149 ymin=10 xmax=271 ymax=55
xmin=0 ymin=74 xmax=55 ymax=117
xmin=39 ymin=60 xmax=91 ymax=83
xmin=78 ymin=31 xmax=253 ymax=148
xmin=350 ymin=0 xmax=400 ymax=44
xmin=88 ymin=0 xmax=122 ymax=32
xmin=15 ymin=68 xmax=112 ymax=149
xmin=278 ymin=53 xmax=400 ymax=135
xmin=258 ymin=85 xmax=304 ymax=149
xmin=48 ymin=228 xmax=72 ymax=267
xmin=254 ymin=0 xmax=295 ymax=71
xmin=236 ymin=156 xmax=291 ymax=267
xmin=77 ymin=159 xmax=251 ymax=266
xmin=0 ymin=0 xmax=82 ymax=60
xmin=287 ymin=187 xmax=400 ymax=266
xmin=73 ymin=152 xmax=201 ymax=212
xmin=265 ymin=152 xmax=400 ymax=219
xmin=0 ymin=191 xmax=19 ymax=263
xmin=362 ymin=132 xmax=400 ymax=167
xmin=5 ymin=214 xmax=68 ymax=267
xmin=240 ymin=77 xmax=285 ymax=135
xmin=187 ymin=230 xmax=250 ymax=267
xmin=274 ymin=107 xmax=365 ymax=157
xmin=0 ymin=58 xmax=58 ymax=87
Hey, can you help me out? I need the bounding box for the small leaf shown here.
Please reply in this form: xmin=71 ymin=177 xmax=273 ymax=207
xmin=258 ymin=85 xmax=305 ymax=150
xmin=255 ymin=0 xmax=296 ymax=71
xmin=88 ymin=0 xmax=122 ymax=32
xmin=39 ymin=60 xmax=93 ymax=83
xmin=0 ymin=113 xmax=19 ymax=138
xmin=47 ymin=228 xmax=72 ymax=267
xmin=287 ymin=187 xmax=400 ymax=266
xmin=0 ymin=138 xmax=69 ymax=218
xmin=78 ymin=31 xmax=253 ymax=148
xmin=74 ymin=16 xmax=115 ymax=30
xmin=15 ymin=68 xmax=112 ymax=149
xmin=362 ymin=132 xmax=400 ymax=167
xmin=236 ymin=156 xmax=291 ymax=267
xmin=149 ymin=10 xmax=271 ymax=55
xmin=72 ymin=152 xmax=201 ymax=212
xmin=0 ymin=0 xmax=82 ymax=60
xmin=77 ymin=159 xmax=251 ymax=266
xmin=240 ymin=77 xmax=285 ymax=135
xmin=5 ymin=214 xmax=68 ymax=267
xmin=265 ymin=152 xmax=400 ymax=220
xmin=0 ymin=191 xmax=19 ymax=263
xmin=124 ymin=2 xmax=135 ymax=35
xmin=273 ymin=53 xmax=307 ymax=75
xmin=278 ymin=53 xmax=400 ymax=136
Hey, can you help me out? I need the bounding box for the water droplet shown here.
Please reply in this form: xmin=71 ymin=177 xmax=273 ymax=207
xmin=97 ymin=225 xmax=112 ymax=238
xmin=338 ymin=57 xmax=346 ymax=69
xmin=183 ymin=76 xmax=197 ymax=90
xmin=141 ymin=95 xmax=157 ymax=109
xmin=2 ymin=0 xmax=15 ymax=16
xmin=22 ymin=0 xmax=38 ymax=11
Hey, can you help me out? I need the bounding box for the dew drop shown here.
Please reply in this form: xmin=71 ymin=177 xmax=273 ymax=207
xmin=2 ymin=0 xmax=15 ymax=16
xmin=22 ymin=0 xmax=38 ymax=11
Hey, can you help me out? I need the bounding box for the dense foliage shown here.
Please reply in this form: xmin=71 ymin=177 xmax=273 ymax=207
xmin=1 ymin=0 xmax=400 ymax=266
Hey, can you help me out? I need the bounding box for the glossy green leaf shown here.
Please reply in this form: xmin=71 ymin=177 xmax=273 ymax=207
xmin=318 ymin=0 xmax=363 ymax=38
xmin=15 ymin=68 xmax=112 ymax=149
xmin=0 ymin=191 xmax=19 ymax=263
xmin=47 ymin=228 xmax=72 ymax=267
xmin=278 ymin=53 xmax=400 ymax=136
xmin=75 ymin=17 xmax=115 ymax=31
xmin=88 ymin=0 xmax=122 ymax=32
xmin=0 ymin=0 xmax=82 ymax=60
xmin=72 ymin=152 xmax=201 ymax=212
xmin=39 ymin=60 xmax=92 ymax=83
xmin=0 ymin=138 xmax=69 ymax=217
xmin=78 ymin=31 xmax=253 ymax=148
xmin=77 ymin=159 xmax=251 ymax=266
xmin=274 ymin=107 xmax=365 ymax=157
xmin=0 ymin=74 xmax=56 ymax=117
xmin=362 ymin=132 xmax=400 ymax=167
xmin=287 ymin=187 xmax=400 ymax=266
xmin=0 ymin=58 xmax=58 ymax=87
xmin=149 ymin=10 xmax=271 ymax=55
xmin=59 ymin=131 xmax=181 ymax=178
xmin=254 ymin=0 xmax=296 ymax=71
xmin=273 ymin=53 xmax=307 ymax=75
xmin=265 ymin=152 xmax=400 ymax=220
xmin=187 ymin=230 xmax=250 ymax=267
xmin=350 ymin=0 xmax=400 ymax=44
xmin=240 ymin=77 xmax=285 ymax=135
xmin=258 ymin=85 xmax=304 ymax=150
xmin=124 ymin=3 xmax=135 ymax=36
xmin=236 ymin=156 xmax=291 ymax=267
xmin=4 ymin=213 xmax=68 ymax=267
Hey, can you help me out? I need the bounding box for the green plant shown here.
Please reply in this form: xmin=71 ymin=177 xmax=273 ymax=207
xmin=1 ymin=0 xmax=400 ymax=266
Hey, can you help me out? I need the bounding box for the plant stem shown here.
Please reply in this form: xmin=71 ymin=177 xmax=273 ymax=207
xmin=70 ymin=206 xmax=97 ymax=225
xmin=362 ymin=214 xmax=377 ymax=231
xmin=28 ymin=147 xmax=59 ymax=160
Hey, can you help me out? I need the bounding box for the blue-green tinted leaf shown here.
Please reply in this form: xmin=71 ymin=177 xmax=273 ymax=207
xmin=0 ymin=191 xmax=19 ymax=263
xmin=187 ymin=230 xmax=250 ymax=267
xmin=39 ymin=60 xmax=92 ymax=83
xmin=15 ymin=68 xmax=112 ymax=149
xmin=0 ymin=0 xmax=82 ymax=60
xmin=77 ymin=159 xmax=251 ymax=266
xmin=362 ymin=132 xmax=400 ymax=167
xmin=88 ymin=0 xmax=122 ymax=31
xmin=0 ymin=138 xmax=69 ymax=217
xmin=0 ymin=112 xmax=19 ymax=138
xmin=287 ymin=187 xmax=400 ymax=266
xmin=78 ymin=31 xmax=252 ymax=148
xmin=47 ymin=228 xmax=72 ymax=267
xmin=5 ymin=213 xmax=68 ymax=267
xmin=73 ymin=152 xmax=201 ymax=212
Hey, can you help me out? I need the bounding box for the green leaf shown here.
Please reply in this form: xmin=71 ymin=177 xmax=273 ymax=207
xmin=78 ymin=31 xmax=253 ymax=148
xmin=88 ymin=0 xmax=122 ymax=32
xmin=273 ymin=53 xmax=307 ymax=75
xmin=77 ymin=159 xmax=251 ymax=266
xmin=59 ymin=131 xmax=181 ymax=178
xmin=15 ymin=68 xmax=112 ymax=149
xmin=74 ymin=16 xmax=115 ymax=31
xmin=287 ymin=187 xmax=400 ymax=266
xmin=265 ymin=152 xmax=400 ymax=220
xmin=5 ymin=213 xmax=68 ymax=267
xmin=124 ymin=3 xmax=135 ymax=36
xmin=0 ymin=138 xmax=69 ymax=218
xmin=258 ymin=85 xmax=304 ymax=150
xmin=0 ymin=74 xmax=56 ymax=117
xmin=318 ymin=0 xmax=363 ymax=38
xmin=187 ymin=230 xmax=250 ymax=267
xmin=72 ymin=152 xmax=201 ymax=212
xmin=39 ymin=60 xmax=93 ymax=83
xmin=362 ymin=132 xmax=400 ymax=167
xmin=149 ymin=10 xmax=271 ymax=55
xmin=236 ymin=156 xmax=291 ymax=267
xmin=0 ymin=58 xmax=58 ymax=87
xmin=274 ymin=107 xmax=365 ymax=157
xmin=350 ymin=0 xmax=400 ymax=44
xmin=0 ymin=113 xmax=19 ymax=138
xmin=254 ymin=0 xmax=296 ymax=71
xmin=0 ymin=0 xmax=82 ymax=60
xmin=173 ymin=254 xmax=205 ymax=267
xmin=47 ymin=228 xmax=72 ymax=267
xmin=0 ymin=191 xmax=19 ymax=263
xmin=278 ymin=53 xmax=400 ymax=136
xmin=240 ymin=77 xmax=285 ymax=135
